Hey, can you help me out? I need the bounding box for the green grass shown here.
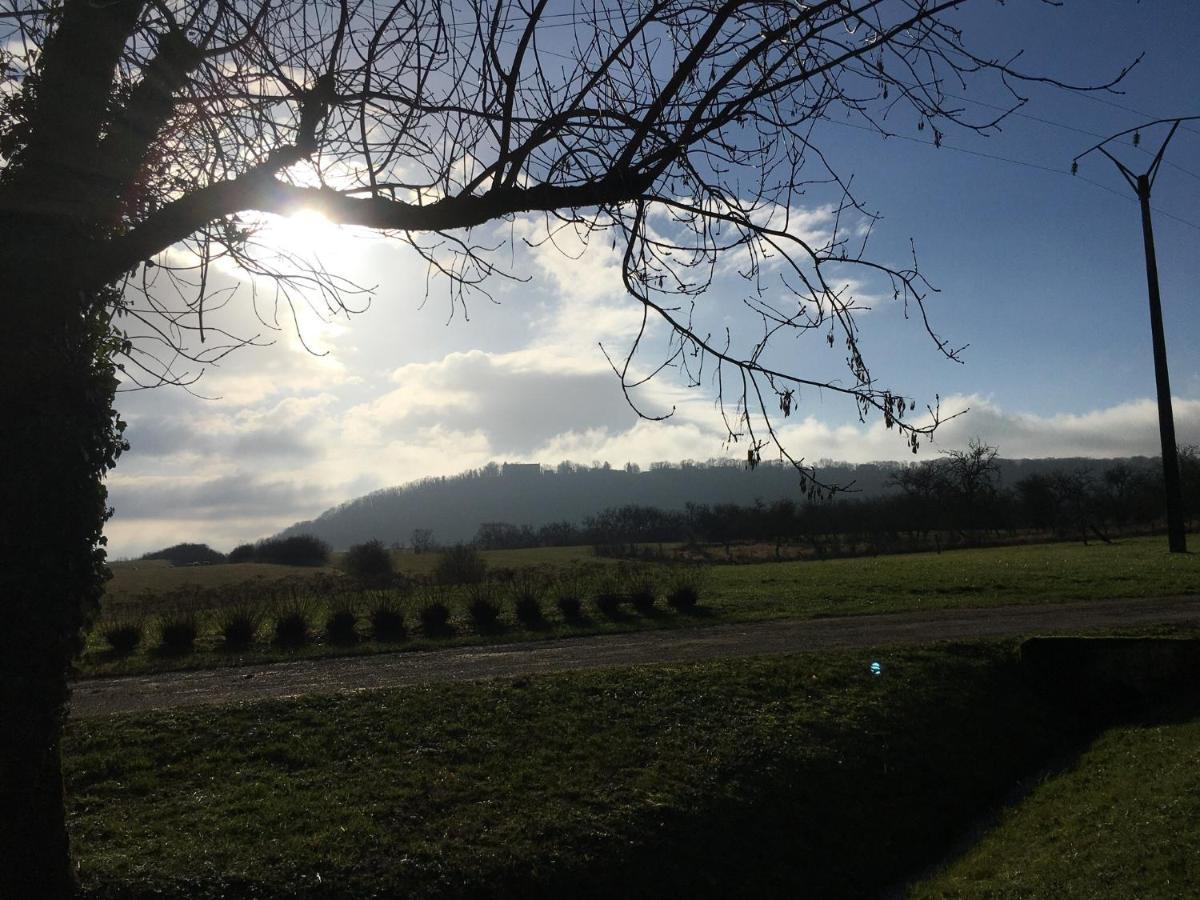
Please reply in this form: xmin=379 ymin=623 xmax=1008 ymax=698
xmin=912 ymin=710 xmax=1200 ymax=899
xmin=104 ymin=561 xmax=342 ymax=611
xmin=67 ymin=642 xmax=1079 ymax=898
xmin=104 ymin=547 xmax=602 ymax=605
xmin=84 ymin=537 xmax=1197 ymax=679
xmin=700 ymin=536 xmax=1199 ymax=619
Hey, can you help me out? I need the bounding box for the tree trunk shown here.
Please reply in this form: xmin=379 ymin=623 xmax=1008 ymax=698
xmin=0 ymin=677 xmax=76 ymax=897
xmin=0 ymin=236 xmax=125 ymax=896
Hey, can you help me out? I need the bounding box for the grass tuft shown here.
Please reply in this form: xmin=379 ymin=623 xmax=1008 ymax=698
xmin=217 ymin=605 xmax=261 ymax=648
xmin=324 ymin=599 xmax=359 ymax=645
xmin=416 ymin=584 xmax=453 ymax=635
xmin=273 ymin=599 xmax=313 ymax=647
xmin=510 ymin=570 xmax=547 ymax=627
xmin=100 ymin=620 xmax=144 ymax=656
xmin=556 ymin=595 xmax=583 ymax=621
xmin=368 ymin=592 xmax=407 ymax=642
xmin=666 ymin=566 xmax=708 ymax=613
xmin=466 ymin=582 xmax=502 ymax=631
xmin=626 ymin=567 xmax=658 ymax=614
xmin=157 ymin=613 xmax=198 ymax=654
xmin=593 ymin=573 xmax=624 ymax=619
xmin=552 ymin=572 xmax=585 ymax=622
xmin=418 ymin=602 xmax=452 ymax=634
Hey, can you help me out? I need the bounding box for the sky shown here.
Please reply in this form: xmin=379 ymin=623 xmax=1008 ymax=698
xmin=104 ymin=1 xmax=1200 ymax=558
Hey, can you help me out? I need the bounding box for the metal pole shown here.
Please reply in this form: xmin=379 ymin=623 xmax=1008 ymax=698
xmin=1135 ymin=173 xmax=1187 ymax=553
xmin=1075 ymin=117 xmax=1197 ymax=554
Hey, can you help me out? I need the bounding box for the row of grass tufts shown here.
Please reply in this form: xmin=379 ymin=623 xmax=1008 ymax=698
xmin=95 ymin=564 xmax=709 ymax=659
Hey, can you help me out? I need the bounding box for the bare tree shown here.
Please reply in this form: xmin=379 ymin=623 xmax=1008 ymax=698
xmin=0 ymin=0 xmax=1122 ymax=892
xmin=940 ymin=437 xmax=1000 ymax=537
xmin=889 ymin=456 xmax=951 ymax=542
xmin=410 ymin=527 xmax=436 ymax=554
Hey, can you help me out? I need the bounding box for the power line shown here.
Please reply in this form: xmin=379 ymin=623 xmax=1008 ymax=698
xmin=1064 ymin=87 xmax=1200 ymax=138
xmin=824 ymin=117 xmax=1200 ymax=233
xmin=363 ymin=10 xmax=1200 ymax=230
xmin=865 ymin=77 xmax=1200 ymax=184
xmin=472 ymin=20 xmax=1200 ymax=185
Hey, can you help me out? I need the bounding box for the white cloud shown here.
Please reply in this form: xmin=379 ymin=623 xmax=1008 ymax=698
xmin=929 ymin=395 xmax=1200 ymax=460
xmin=105 ymin=352 xmax=1200 ymax=559
xmin=771 ymin=394 xmax=1200 ymax=464
xmin=510 ymin=215 xmax=626 ymax=305
xmin=350 ymin=349 xmax=654 ymax=453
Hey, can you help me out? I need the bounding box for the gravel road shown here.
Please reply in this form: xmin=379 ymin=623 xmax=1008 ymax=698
xmin=70 ymin=594 xmax=1200 ymax=718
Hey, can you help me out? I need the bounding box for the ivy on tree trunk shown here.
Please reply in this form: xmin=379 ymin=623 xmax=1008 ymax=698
xmin=0 ymin=255 xmax=126 ymax=895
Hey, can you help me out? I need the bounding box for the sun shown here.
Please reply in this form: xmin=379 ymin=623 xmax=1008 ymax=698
xmin=260 ymin=206 xmax=353 ymax=260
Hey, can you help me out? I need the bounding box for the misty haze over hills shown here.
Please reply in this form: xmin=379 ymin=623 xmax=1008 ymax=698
xmin=274 ymin=456 xmax=1159 ymax=550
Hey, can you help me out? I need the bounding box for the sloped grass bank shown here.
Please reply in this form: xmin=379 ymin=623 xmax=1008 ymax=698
xmin=911 ymin=705 xmax=1200 ymax=899
xmin=70 ymin=642 xmax=1083 ymax=898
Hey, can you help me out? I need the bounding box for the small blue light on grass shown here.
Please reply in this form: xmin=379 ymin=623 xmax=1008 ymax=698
xmin=869 ymin=661 xmax=882 ymax=677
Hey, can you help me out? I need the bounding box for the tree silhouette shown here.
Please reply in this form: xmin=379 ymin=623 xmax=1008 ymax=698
xmin=940 ymin=437 xmax=1000 ymax=537
xmin=0 ymin=0 xmax=1122 ymax=892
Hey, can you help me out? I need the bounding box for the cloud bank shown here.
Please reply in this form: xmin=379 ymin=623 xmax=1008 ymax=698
xmin=105 ymin=360 xmax=1200 ymax=558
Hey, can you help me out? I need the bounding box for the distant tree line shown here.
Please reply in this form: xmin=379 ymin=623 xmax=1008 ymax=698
xmin=150 ymin=448 xmax=1197 ymax=565
xmin=227 ymin=535 xmax=331 ymax=567
xmin=471 ymin=444 xmax=1200 ymax=558
xmin=276 ymin=452 xmax=1199 ymax=551
xmin=140 ymin=543 xmax=227 ymax=566
xmin=278 ymin=456 xmax=906 ymax=548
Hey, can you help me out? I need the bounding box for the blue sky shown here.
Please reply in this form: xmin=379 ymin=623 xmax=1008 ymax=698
xmin=104 ymin=1 xmax=1200 ymax=556
xmin=818 ymin=1 xmax=1200 ymax=416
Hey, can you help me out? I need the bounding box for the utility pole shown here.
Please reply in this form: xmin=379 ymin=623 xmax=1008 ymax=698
xmin=1074 ymin=117 xmax=1198 ymax=554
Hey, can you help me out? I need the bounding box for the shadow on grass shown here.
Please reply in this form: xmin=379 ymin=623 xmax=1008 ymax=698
xmin=594 ymin=602 xmax=632 ymax=623
xmin=76 ymin=644 xmax=1200 ymax=900
xmin=94 ymin=647 xmax=138 ymax=664
xmin=371 ymin=630 xmax=408 ymax=644
xmin=469 ymin=650 xmax=1090 ymax=900
xmin=674 ymin=604 xmax=715 ymax=619
xmin=214 ymin=636 xmax=258 ymax=655
xmin=149 ymin=644 xmax=196 ymax=660
xmin=515 ymin=614 xmax=551 ymax=632
xmin=472 ymin=619 xmax=507 ymax=637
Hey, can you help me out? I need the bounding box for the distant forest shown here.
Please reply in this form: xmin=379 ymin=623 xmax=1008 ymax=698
xmin=272 ymin=450 xmax=1200 ymax=554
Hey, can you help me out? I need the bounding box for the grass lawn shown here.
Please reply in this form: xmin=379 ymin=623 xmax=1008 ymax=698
xmin=68 ymin=642 xmax=1081 ymax=899
xmin=702 ymin=535 xmax=1199 ymax=618
xmin=911 ymin=709 xmax=1200 ymax=899
xmin=84 ymin=536 xmax=1198 ymax=679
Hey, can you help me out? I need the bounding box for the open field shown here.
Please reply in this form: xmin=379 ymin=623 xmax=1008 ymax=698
xmin=107 ymin=536 xmax=1200 ymax=613
xmin=104 ymin=560 xmax=345 ymax=610
xmin=913 ymin=708 xmax=1200 ymax=898
xmin=68 ymin=642 xmax=1084 ymax=899
xmin=104 ymin=546 xmax=601 ymax=604
xmin=701 ymin=536 xmax=1199 ymax=615
xmin=86 ymin=537 xmax=1199 ymax=679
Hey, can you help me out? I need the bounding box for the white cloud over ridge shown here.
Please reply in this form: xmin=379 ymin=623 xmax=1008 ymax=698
xmin=104 ymin=363 xmax=1200 ymax=558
